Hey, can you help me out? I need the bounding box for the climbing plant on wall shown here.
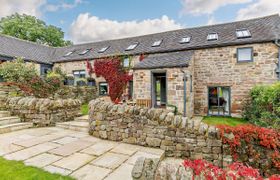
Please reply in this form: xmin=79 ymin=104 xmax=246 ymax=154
xmin=94 ymin=56 xmax=133 ymax=102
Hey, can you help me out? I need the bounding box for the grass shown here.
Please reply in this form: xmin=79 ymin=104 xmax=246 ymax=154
xmin=0 ymin=157 xmax=74 ymax=180
xmin=81 ymin=104 xmax=89 ymax=115
xmin=202 ymin=116 xmax=248 ymax=127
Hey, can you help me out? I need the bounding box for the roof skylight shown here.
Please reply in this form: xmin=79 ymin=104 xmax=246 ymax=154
xmin=64 ymin=51 xmax=73 ymax=57
xmin=152 ymin=40 xmax=162 ymax=47
xmin=98 ymin=46 xmax=109 ymax=53
xmin=207 ymin=33 xmax=218 ymax=41
xmin=126 ymin=42 xmax=139 ymax=51
xmin=236 ymin=29 xmax=251 ymax=38
xmin=179 ymin=37 xmax=191 ymax=43
xmin=79 ymin=48 xmax=91 ymax=55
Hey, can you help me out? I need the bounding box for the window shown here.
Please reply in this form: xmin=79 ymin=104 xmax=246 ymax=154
xmin=207 ymin=33 xmax=218 ymax=41
xmin=123 ymin=58 xmax=130 ymax=68
xmin=40 ymin=64 xmax=52 ymax=76
xmin=79 ymin=49 xmax=91 ymax=55
xmin=99 ymin=82 xmax=108 ymax=95
xmin=152 ymin=40 xmax=162 ymax=47
xmin=179 ymin=37 xmax=191 ymax=43
xmin=236 ymin=29 xmax=251 ymax=38
xmin=237 ymin=47 xmax=253 ymax=62
xmin=73 ymin=70 xmax=86 ymax=78
xmin=98 ymin=46 xmax=109 ymax=53
xmin=64 ymin=51 xmax=74 ymax=57
xmin=126 ymin=42 xmax=139 ymax=51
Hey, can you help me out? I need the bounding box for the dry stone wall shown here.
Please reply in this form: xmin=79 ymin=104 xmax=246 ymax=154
xmin=55 ymin=86 xmax=98 ymax=104
xmin=89 ymin=99 xmax=225 ymax=166
xmin=6 ymin=97 xmax=81 ymax=127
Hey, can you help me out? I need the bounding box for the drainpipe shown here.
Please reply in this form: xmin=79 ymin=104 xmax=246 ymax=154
xmin=180 ymin=69 xmax=188 ymax=117
xmin=274 ymin=39 xmax=280 ymax=80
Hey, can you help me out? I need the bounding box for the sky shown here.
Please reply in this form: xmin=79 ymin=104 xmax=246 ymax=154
xmin=0 ymin=0 xmax=280 ymax=44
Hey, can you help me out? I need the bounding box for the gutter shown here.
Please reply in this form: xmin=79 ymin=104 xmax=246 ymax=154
xmin=274 ymin=40 xmax=280 ymax=80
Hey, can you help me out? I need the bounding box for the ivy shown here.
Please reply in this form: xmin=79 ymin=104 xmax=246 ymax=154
xmin=94 ymin=57 xmax=133 ymax=102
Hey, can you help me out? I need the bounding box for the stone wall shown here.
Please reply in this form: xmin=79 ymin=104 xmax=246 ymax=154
xmin=89 ymin=99 xmax=224 ymax=166
xmin=6 ymin=97 xmax=81 ymax=127
xmin=0 ymin=83 xmax=22 ymax=110
xmin=89 ymin=100 xmax=278 ymax=175
xmin=193 ymin=43 xmax=279 ymax=116
xmin=55 ymin=86 xmax=98 ymax=104
xmin=133 ymin=67 xmax=193 ymax=117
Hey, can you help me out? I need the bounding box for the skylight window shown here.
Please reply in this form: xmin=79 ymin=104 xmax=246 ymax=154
xmin=236 ymin=29 xmax=251 ymax=38
xmin=179 ymin=37 xmax=191 ymax=43
xmin=126 ymin=42 xmax=139 ymax=51
xmin=79 ymin=48 xmax=91 ymax=55
xmin=207 ymin=33 xmax=218 ymax=41
xmin=64 ymin=51 xmax=73 ymax=57
xmin=152 ymin=40 xmax=162 ymax=47
xmin=98 ymin=46 xmax=109 ymax=53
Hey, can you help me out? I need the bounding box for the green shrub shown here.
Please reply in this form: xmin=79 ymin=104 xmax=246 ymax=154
xmin=0 ymin=59 xmax=63 ymax=98
xmin=0 ymin=58 xmax=38 ymax=83
xmin=243 ymin=83 xmax=280 ymax=129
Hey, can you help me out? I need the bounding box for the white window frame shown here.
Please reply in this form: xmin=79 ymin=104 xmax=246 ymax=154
xmin=179 ymin=36 xmax=191 ymax=43
xmin=207 ymin=33 xmax=218 ymax=41
xmin=237 ymin=47 xmax=253 ymax=62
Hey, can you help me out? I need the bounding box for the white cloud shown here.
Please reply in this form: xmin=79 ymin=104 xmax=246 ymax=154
xmin=45 ymin=0 xmax=84 ymax=12
xmin=0 ymin=0 xmax=46 ymax=18
xmin=207 ymin=16 xmax=221 ymax=25
xmin=180 ymin=0 xmax=252 ymax=15
xmin=69 ymin=13 xmax=183 ymax=43
xmin=236 ymin=0 xmax=280 ymax=20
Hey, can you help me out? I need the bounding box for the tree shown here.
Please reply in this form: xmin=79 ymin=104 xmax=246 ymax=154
xmin=0 ymin=13 xmax=72 ymax=47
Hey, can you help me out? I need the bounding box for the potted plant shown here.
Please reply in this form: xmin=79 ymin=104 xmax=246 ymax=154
xmin=65 ymin=75 xmax=74 ymax=86
xmin=87 ymin=77 xmax=96 ymax=86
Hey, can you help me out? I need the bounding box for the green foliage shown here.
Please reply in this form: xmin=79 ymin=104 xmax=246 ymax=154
xmin=203 ymin=116 xmax=248 ymax=127
xmin=46 ymin=67 xmax=66 ymax=81
xmin=0 ymin=59 xmax=63 ymax=98
xmin=243 ymin=83 xmax=280 ymax=129
xmin=0 ymin=157 xmax=74 ymax=180
xmin=0 ymin=58 xmax=38 ymax=83
xmin=0 ymin=13 xmax=72 ymax=47
xmin=81 ymin=104 xmax=89 ymax=115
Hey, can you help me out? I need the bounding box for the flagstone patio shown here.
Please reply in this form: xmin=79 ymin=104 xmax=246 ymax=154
xmin=0 ymin=127 xmax=165 ymax=180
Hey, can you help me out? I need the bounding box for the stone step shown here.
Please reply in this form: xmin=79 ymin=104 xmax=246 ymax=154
xmin=56 ymin=121 xmax=88 ymax=132
xmin=0 ymin=116 xmax=21 ymax=126
xmin=0 ymin=111 xmax=11 ymax=118
xmin=0 ymin=122 xmax=33 ymax=134
xmin=74 ymin=115 xmax=89 ymax=122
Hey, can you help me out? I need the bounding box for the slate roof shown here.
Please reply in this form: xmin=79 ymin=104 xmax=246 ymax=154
xmin=0 ymin=14 xmax=280 ymax=67
xmin=0 ymin=35 xmax=55 ymax=64
xmin=134 ymin=51 xmax=193 ymax=69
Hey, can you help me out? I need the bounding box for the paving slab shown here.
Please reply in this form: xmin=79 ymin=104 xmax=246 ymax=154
xmin=53 ymin=153 xmax=95 ymax=171
xmin=71 ymin=164 xmax=111 ymax=180
xmin=105 ymin=163 xmax=134 ymax=180
xmin=52 ymin=136 xmax=78 ymax=145
xmin=110 ymin=143 xmax=140 ymax=156
xmin=14 ymin=134 xmax=65 ymax=147
xmin=4 ymin=142 xmax=59 ymax=161
xmin=48 ymin=140 xmax=94 ymax=156
xmin=81 ymin=141 xmax=117 ymax=156
xmin=91 ymin=152 xmax=129 ymax=169
xmin=0 ymin=143 xmax=24 ymax=156
xmin=24 ymin=153 xmax=62 ymax=168
xmin=44 ymin=165 xmax=72 ymax=176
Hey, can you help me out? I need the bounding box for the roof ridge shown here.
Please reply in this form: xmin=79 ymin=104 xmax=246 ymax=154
xmin=0 ymin=33 xmax=56 ymax=49
xmin=70 ymin=14 xmax=280 ymax=47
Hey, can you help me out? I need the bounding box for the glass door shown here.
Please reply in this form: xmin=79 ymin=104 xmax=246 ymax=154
xmin=208 ymin=87 xmax=230 ymax=116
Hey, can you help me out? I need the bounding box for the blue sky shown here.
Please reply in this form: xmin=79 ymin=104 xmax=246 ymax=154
xmin=1 ymin=0 xmax=279 ymax=43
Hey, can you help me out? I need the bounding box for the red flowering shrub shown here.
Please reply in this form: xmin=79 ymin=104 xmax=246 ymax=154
xmin=218 ymin=124 xmax=280 ymax=174
xmin=94 ymin=57 xmax=133 ymax=102
xmin=183 ymin=159 xmax=279 ymax=180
